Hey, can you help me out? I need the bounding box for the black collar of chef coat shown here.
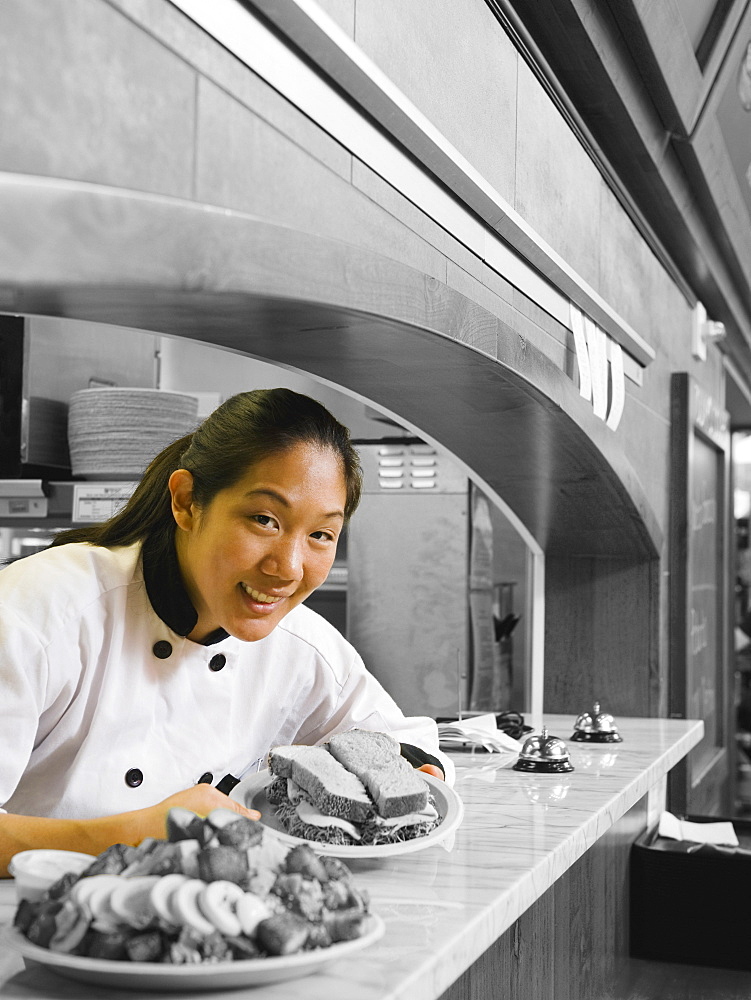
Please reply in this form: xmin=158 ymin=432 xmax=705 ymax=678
xmin=141 ymin=532 xmax=229 ymax=647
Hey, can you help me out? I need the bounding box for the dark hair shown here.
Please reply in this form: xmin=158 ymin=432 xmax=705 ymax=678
xmin=51 ymin=388 xmax=363 ymax=552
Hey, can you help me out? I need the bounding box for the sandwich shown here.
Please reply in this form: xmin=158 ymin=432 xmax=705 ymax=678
xmin=266 ymin=729 xmax=440 ymax=846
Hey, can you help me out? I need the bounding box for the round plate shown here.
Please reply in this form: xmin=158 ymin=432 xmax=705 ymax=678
xmin=231 ymin=771 xmax=464 ymax=858
xmin=2 ymin=916 xmax=384 ymax=992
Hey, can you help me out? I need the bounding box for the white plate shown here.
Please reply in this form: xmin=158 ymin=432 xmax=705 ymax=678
xmin=2 ymin=916 xmax=384 ymax=992
xmin=231 ymin=771 xmax=464 ymax=858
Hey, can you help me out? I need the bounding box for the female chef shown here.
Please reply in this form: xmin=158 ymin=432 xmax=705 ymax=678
xmin=0 ymin=388 xmax=449 ymax=875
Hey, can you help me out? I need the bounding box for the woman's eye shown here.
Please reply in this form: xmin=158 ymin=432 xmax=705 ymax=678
xmin=252 ymin=514 xmax=277 ymax=528
xmin=310 ymin=530 xmax=336 ymax=543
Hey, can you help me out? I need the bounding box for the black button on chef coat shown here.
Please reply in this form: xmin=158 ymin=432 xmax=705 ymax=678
xmin=209 ymin=653 xmax=226 ymax=672
xmin=125 ymin=768 xmax=144 ymax=787
xmin=152 ymin=640 xmax=173 ymax=659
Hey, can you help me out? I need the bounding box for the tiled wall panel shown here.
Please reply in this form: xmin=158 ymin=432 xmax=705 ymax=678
xmin=353 ymin=0 xmax=519 ymax=206
xmin=0 ymin=0 xmax=196 ymax=197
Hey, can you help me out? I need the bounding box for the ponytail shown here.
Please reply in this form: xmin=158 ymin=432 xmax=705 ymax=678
xmin=50 ymin=434 xmax=192 ymax=549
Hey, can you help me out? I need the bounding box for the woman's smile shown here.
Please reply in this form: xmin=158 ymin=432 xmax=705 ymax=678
xmin=238 ymin=582 xmax=292 ymax=615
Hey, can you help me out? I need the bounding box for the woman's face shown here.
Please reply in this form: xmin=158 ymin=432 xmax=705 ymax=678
xmin=170 ymin=441 xmax=347 ymax=643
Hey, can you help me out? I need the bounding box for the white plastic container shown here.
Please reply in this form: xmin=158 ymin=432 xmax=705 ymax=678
xmin=8 ymin=849 xmax=96 ymax=902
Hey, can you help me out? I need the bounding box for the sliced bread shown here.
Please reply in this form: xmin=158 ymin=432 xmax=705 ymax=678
xmin=327 ymin=730 xmax=429 ymax=818
xmin=268 ymin=744 xmax=373 ymax=823
xmin=327 ymin=729 xmax=400 ymax=769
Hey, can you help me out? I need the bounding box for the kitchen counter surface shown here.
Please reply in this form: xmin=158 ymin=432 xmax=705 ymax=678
xmin=0 ymin=715 xmax=702 ymax=1000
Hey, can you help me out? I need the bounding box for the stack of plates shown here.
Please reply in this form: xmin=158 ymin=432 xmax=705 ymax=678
xmin=68 ymin=388 xmax=199 ymax=480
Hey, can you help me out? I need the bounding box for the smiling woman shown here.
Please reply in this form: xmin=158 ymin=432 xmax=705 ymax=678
xmin=170 ymin=442 xmax=347 ymax=643
xmin=0 ymin=389 xmax=450 ymax=875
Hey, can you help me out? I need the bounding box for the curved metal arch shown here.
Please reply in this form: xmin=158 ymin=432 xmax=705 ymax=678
xmin=0 ymin=172 xmax=660 ymax=559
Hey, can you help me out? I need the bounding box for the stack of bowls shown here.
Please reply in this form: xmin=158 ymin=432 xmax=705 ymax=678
xmin=67 ymin=388 xmax=199 ymax=480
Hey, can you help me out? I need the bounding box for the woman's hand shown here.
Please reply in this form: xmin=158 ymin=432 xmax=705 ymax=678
xmin=418 ymin=763 xmax=445 ymax=781
xmin=128 ymin=785 xmax=261 ymax=844
xmin=0 ymin=786 xmax=260 ymax=876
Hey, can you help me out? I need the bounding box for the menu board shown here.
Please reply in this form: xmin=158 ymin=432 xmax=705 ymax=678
xmin=669 ymin=374 xmax=730 ymax=814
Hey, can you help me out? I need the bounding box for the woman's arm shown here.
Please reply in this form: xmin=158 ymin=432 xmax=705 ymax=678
xmin=0 ymin=784 xmax=260 ymax=877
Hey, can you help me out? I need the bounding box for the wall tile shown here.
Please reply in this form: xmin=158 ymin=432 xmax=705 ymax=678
xmin=514 ymin=61 xmax=601 ymax=290
xmin=354 ymin=0 xmax=518 ymax=204
xmin=0 ymin=0 xmax=195 ymax=197
xmin=597 ymin=183 xmax=661 ymax=344
xmin=107 ymin=0 xmax=353 ymax=182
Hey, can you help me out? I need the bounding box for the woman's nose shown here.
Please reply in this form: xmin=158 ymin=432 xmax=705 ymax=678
xmin=262 ymin=536 xmax=304 ymax=581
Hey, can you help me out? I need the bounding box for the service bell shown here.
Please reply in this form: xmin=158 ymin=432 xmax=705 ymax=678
xmin=571 ymin=701 xmax=623 ymax=743
xmin=512 ymin=726 xmax=574 ymax=773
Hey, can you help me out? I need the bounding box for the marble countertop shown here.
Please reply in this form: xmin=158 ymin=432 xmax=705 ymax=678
xmin=0 ymin=715 xmax=702 ymax=1000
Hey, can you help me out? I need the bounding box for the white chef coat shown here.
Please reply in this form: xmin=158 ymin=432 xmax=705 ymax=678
xmin=0 ymin=541 xmax=453 ymax=820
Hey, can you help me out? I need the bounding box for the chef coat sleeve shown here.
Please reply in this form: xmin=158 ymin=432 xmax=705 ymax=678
xmin=399 ymin=742 xmax=445 ymax=774
xmin=0 ymin=604 xmax=49 ymax=812
xmin=294 ymin=648 xmax=455 ymax=786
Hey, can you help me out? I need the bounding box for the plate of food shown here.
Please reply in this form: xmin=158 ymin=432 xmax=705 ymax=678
xmin=4 ymin=808 xmax=384 ymax=991
xmin=3 ymin=918 xmax=384 ymax=991
xmin=231 ymin=729 xmax=464 ymax=858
